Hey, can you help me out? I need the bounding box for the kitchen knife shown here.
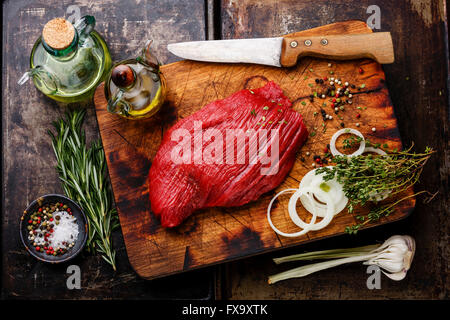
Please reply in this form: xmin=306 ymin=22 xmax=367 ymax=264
xmin=168 ymin=33 xmax=394 ymax=67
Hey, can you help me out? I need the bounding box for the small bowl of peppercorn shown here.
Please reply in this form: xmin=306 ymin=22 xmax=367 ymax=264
xmin=19 ymin=194 xmax=88 ymax=263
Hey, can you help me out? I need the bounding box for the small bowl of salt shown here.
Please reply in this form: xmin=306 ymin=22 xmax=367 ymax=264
xmin=20 ymin=194 xmax=88 ymax=263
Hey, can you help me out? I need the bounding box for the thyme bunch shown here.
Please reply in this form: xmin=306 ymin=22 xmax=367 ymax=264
xmin=48 ymin=110 xmax=119 ymax=270
xmin=316 ymin=145 xmax=434 ymax=233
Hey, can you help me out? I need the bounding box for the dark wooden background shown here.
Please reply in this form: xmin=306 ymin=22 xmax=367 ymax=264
xmin=2 ymin=0 xmax=448 ymax=299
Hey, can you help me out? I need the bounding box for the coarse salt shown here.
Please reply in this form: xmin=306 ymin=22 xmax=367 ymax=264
xmin=49 ymin=211 xmax=79 ymax=249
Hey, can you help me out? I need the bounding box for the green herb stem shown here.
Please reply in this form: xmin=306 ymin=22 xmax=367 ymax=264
xmin=315 ymin=146 xmax=434 ymax=233
xmin=48 ymin=110 xmax=119 ymax=270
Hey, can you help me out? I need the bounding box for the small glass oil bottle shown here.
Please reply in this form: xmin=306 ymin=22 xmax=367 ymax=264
xmin=104 ymin=41 xmax=166 ymax=119
xmin=19 ymin=16 xmax=112 ymax=103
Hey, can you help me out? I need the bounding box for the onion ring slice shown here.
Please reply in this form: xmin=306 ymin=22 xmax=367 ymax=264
xmin=363 ymin=147 xmax=387 ymax=155
xmin=289 ymin=187 xmax=335 ymax=231
xmin=299 ymin=167 xmax=348 ymax=217
xmin=267 ymin=188 xmax=318 ymax=238
xmin=330 ymin=128 xmax=365 ymax=157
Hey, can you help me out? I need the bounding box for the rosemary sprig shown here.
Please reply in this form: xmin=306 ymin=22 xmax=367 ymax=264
xmin=316 ymin=145 xmax=434 ymax=233
xmin=48 ymin=110 xmax=119 ymax=270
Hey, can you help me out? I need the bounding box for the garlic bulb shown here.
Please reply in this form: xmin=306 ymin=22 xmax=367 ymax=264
xmin=364 ymin=235 xmax=415 ymax=280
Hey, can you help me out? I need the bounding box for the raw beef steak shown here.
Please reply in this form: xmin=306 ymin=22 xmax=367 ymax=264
xmin=148 ymin=81 xmax=308 ymax=227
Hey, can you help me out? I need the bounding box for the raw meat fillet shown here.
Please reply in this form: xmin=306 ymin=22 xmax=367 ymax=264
xmin=148 ymin=81 xmax=308 ymax=227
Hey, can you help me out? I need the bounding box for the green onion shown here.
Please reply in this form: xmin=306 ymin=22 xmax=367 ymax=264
xmin=268 ymin=235 xmax=415 ymax=284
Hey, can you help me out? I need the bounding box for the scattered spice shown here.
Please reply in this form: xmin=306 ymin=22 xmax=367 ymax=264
xmin=26 ymin=201 xmax=78 ymax=256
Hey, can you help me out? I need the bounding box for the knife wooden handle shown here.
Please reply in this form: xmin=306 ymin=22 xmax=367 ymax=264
xmin=280 ymin=32 xmax=394 ymax=66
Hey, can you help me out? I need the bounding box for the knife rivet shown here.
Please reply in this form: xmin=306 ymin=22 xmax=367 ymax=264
xmin=304 ymin=40 xmax=312 ymax=46
xmin=321 ymin=39 xmax=328 ymax=46
xmin=290 ymin=40 xmax=298 ymax=48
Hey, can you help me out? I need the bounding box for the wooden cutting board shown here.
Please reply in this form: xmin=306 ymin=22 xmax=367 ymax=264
xmin=94 ymin=20 xmax=414 ymax=279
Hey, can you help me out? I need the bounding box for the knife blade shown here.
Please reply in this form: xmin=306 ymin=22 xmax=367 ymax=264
xmin=168 ymin=32 xmax=394 ymax=67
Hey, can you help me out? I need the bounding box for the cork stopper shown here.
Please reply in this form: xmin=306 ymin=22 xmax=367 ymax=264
xmin=111 ymin=65 xmax=136 ymax=88
xmin=42 ymin=18 xmax=75 ymax=50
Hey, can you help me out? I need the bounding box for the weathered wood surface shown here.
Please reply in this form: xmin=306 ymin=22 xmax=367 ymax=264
xmin=2 ymin=0 xmax=214 ymax=299
xmin=94 ymin=20 xmax=413 ymax=280
xmin=3 ymin=0 xmax=448 ymax=300
xmin=218 ymin=0 xmax=449 ymax=300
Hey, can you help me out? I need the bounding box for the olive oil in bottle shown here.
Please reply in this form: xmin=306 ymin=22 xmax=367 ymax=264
xmin=19 ymin=16 xmax=111 ymax=103
xmin=105 ymin=41 xmax=166 ymax=119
